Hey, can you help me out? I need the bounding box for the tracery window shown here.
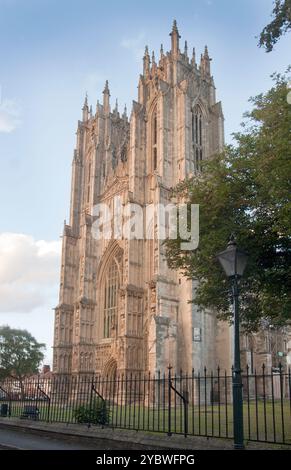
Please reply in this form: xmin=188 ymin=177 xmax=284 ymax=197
xmin=192 ymin=105 xmax=203 ymax=171
xmin=103 ymin=257 xmax=120 ymax=338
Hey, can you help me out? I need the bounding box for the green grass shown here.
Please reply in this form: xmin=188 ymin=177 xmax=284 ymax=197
xmin=107 ymin=400 xmax=291 ymax=444
xmin=5 ymin=399 xmax=291 ymax=445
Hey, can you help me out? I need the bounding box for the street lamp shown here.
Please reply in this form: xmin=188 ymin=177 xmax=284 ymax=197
xmin=216 ymin=235 xmax=248 ymax=450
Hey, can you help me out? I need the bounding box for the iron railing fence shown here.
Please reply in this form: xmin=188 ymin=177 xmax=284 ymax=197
xmin=0 ymin=364 xmax=290 ymax=445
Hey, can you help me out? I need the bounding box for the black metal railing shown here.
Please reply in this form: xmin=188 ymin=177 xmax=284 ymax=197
xmin=0 ymin=364 xmax=290 ymax=445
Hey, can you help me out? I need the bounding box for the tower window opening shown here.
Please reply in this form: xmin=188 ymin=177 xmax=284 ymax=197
xmin=153 ymin=148 xmax=157 ymax=170
xmin=192 ymin=105 xmax=203 ymax=172
xmin=103 ymin=258 xmax=120 ymax=338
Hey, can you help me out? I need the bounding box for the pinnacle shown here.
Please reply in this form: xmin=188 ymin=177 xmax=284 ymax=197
xmin=170 ymin=19 xmax=181 ymax=40
xmin=83 ymin=92 xmax=88 ymax=109
xmin=103 ymin=80 xmax=110 ymax=94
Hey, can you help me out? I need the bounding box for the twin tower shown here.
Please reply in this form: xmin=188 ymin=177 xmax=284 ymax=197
xmin=53 ymin=21 xmax=228 ymax=378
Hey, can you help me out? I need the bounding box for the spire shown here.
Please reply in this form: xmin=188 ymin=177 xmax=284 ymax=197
xmin=170 ymin=19 xmax=181 ymax=56
xmin=89 ymin=104 xmax=93 ymax=118
xmin=122 ymin=104 xmax=127 ymax=120
xmin=96 ymin=99 xmax=100 ymax=115
xmin=200 ymin=53 xmax=203 ymax=71
xmin=160 ymin=44 xmax=164 ymax=59
xmin=202 ymin=46 xmax=211 ymax=77
xmin=151 ymin=50 xmax=157 ymax=73
xmin=103 ymin=80 xmax=110 ymax=114
xmin=172 ymin=19 xmax=178 ymax=32
xmin=184 ymin=40 xmax=188 ymax=58
xmin=83 ymin=92 xmax=88 ymax=108
xmin=114 ymin=98 xmax=118 ymax=114
xmin=204 ymin=45 xmax=209 ymax=59
xmin=82 ymin=92 xmax=89 ymax=121
xmin=143 ymin=45 xmax=150 ymax=78
xmin=103 ymin=80 xmax=110 ymax=96
xmin=191 ymin=47 xmax=196 ymax=66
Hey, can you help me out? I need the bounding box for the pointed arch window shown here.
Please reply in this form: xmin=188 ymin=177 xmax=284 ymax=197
xmin=152 ymin=108 xmax=158 ymax=171
xmin=192 ymin=105 xmax=203 ymax=171
xmin=103 ymin=257 xmax=120 ymax=338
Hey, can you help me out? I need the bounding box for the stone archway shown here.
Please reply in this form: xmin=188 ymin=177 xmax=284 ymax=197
xmin=102 ymin=358 xmax=117 ymax=400
xmin=103 ymin=357 xmax=117 ymax=379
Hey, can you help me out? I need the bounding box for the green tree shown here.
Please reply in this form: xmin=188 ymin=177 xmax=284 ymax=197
xmin=164 ymin=72 xmax=291 ymax=331
xmin=0 ymin=326 xmax=45 ymax=396
xmin=259 ymin=0 xmax=291 ymax=52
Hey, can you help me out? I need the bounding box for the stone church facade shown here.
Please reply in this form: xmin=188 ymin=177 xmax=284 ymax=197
xmin=53 ymin=22 xmax=290 ymax=377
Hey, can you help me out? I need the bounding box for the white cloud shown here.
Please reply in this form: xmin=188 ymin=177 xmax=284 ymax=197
xmin=121 ymin=32 xmax=146 ymax=60
xmin=0 ymin=233 xmax=61 ymax=313
xmin=0 ymin=97 xmax=21 ymax=133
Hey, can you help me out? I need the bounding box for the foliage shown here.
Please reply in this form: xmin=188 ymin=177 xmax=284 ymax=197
xmin=73 ymin=398 xmax=110 ymax=425
xmin=0 ymin=325 xmax=45 ymax=382
xmin=164 ymin=71 xmax=291 ymax=331
xmin=259 ymin=0 xmax=291 ymax=52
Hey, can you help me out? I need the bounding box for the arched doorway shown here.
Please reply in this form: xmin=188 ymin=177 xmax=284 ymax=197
xmin=103 ymin=357 xmax=117 ymax=380
xmin=102 ymin=358 xmax=117 ymax=400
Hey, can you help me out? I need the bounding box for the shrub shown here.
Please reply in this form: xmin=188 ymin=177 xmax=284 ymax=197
xmin=73 ymin=398 xmax=110 ymax=425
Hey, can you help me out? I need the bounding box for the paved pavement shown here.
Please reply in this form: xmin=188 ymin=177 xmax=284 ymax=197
xmin=0 ymin=419 xmax=286 ymax=450
xmin=0 ymin=423 xmax=163 ymax=450
xmin=0 ymin=427 xmax=103 ymax=449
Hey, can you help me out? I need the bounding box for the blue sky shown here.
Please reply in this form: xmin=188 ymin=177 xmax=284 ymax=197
xmin=0 ymin=0 xmax=290 ymax=363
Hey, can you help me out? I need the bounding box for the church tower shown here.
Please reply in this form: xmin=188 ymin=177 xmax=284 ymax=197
xmin=53 ymin=22 xmax=227 ymax=377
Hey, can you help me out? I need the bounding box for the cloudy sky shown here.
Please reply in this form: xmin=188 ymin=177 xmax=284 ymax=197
xmin=0 ymin=0 xmax=289 ymax=365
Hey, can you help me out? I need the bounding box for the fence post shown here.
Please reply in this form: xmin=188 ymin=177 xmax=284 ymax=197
xmin=246 ymin=364 xmax=251 ymax=441
xmin=88 ymin=376 xmax=94 ymax=428
xmin=262 ymin=364 xmax=267 ymax=442
xmin=184 ymin=371 xmax=188 ymax=438
xmin=217 ymin=365 xmax=221 ymax=438
xmin=279 ymin=363 xmax=285 ymax=443
xmin=288 ymin=367 xmax=291 ymax=419
xmin=167 ymin=366 xmax=172 ymax=436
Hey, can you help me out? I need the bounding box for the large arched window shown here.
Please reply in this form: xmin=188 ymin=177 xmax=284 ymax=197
xmin=103 ymin=257 xmax=120 ymax=338
xmin=152 ymin=108 xmax=158 ymax=171
xmin=192 ymin=105 xmax=203 ymax=171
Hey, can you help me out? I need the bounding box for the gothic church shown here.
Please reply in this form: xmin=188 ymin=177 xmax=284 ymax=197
xmin=53 ymin=22 xmax=236 ymax=377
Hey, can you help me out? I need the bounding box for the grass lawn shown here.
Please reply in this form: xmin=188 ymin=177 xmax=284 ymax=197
xmin=6 ymin=399 xmax=291 ymax=445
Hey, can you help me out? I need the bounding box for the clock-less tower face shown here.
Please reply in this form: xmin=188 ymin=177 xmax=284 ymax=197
xmin=53 ymin=22 xmax=229 ymax=379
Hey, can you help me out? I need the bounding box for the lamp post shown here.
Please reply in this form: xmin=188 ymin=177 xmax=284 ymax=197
xmin=216 ymin=235 xmax=248 ymax=450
